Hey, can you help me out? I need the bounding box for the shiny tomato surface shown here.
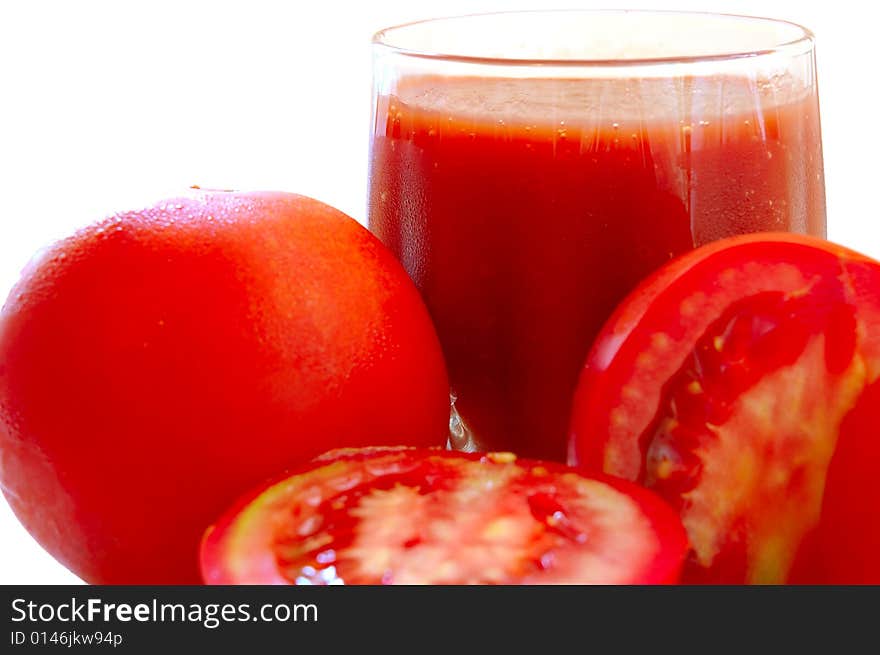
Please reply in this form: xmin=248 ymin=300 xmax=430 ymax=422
xmin=0 ymin=191 xmax=449 ymax=583
xmin=569 ymin=233 xmax=880 ymax=583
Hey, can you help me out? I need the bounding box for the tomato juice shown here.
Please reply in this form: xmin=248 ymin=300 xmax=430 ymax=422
xmin=369 ymin=74 xmax=825 ymax=461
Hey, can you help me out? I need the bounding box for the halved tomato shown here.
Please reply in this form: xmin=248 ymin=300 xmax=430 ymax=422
xmin=569 ymin=233 xmax=880 ymax=584
xmin=200 ymin=447 xmax=687 ymax=584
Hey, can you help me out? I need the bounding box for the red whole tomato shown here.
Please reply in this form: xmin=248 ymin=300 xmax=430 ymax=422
xmin=0 ymin=190 xmax=450 ymax=584
xmin=200 ymin=446 xmax=687 ymax=584
xmin=569 ymin=233 xmax=880 ymax=584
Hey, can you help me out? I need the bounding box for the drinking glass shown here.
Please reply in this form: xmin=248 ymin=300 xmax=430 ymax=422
xmin=368 ymin=10 xmax=825 ymax=461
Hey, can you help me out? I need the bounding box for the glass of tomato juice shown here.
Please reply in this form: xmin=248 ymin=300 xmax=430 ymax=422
xmin=367 ymin=10 xmax=825 ymax=461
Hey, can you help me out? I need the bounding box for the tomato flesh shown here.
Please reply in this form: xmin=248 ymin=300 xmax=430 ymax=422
xmin=569 ymin=234 xmax=880 ymax=583
xmin=201 ymin=447 xmax=688 ymax=585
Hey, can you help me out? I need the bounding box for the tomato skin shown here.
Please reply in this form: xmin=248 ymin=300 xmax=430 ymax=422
xmin=593 ymin=474 xmax=688 ymax=585
xmin=569 ymin=233 xmax=880 ymax=584
xmin=789 ymin=377 xmax=880 ymax=583
xmin=201 ymin=447 xmax=688 ymax=585
xmin=0 ymin=191 xmax=450 ymax=584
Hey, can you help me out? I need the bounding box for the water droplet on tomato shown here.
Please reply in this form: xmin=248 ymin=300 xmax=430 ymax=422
xmin=316 ymin=549 xmax=336 ymax=565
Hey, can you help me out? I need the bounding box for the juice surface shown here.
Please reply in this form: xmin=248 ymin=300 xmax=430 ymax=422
xmin=368 ymin=75 xmax=825 ymax=461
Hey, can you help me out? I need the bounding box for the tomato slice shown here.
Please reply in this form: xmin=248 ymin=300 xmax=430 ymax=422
xmin=569 ymin=233 xmax=880 ymax=584
xmin=200 ymin=447 xmax=687 ymax=584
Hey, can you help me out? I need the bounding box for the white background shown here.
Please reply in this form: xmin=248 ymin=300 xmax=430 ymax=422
xmin=1 ymin=0 xmax=876 ymax=584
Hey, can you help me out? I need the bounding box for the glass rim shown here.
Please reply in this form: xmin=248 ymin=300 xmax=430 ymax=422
xmin=371 ymin=9 xmax=815 ymax=67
